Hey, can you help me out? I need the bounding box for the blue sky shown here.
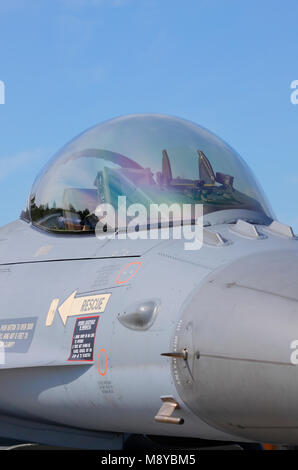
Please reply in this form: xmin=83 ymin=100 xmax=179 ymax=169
xmin=1 ymin=0 xmax=298 ymax=229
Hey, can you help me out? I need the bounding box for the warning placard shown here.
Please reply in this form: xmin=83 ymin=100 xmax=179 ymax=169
xmin=0 ymin=317 xmax=37 ymax=353
xmin=68 ymin=316 xmax=99 ymax=361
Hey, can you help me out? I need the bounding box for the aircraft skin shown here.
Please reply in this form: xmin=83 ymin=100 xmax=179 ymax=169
xmin=0 ymin=114 xmax=297 ymax=449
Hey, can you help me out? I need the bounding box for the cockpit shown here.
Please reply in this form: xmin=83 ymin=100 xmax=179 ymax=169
xmin=25 ymin=114 xmax=273 ymax=233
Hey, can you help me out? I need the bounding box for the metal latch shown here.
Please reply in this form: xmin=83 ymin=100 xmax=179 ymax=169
xmin=154 ymin=396 xmax=184 ymax=425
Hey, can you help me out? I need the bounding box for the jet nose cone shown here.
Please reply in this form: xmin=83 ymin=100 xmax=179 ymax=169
xmin=200 ymin=249 xmax=298 ymax=366
xmin=224 ymin=248 xmax=298 ymax=305
xmin=174 ymin=249 xmax=298 ymax=444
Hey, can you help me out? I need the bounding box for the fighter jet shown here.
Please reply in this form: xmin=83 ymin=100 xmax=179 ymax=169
xmin=0 ymin=113 xmax=296 ymax=450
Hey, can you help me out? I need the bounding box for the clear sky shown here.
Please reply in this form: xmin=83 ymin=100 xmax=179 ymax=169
xmin=1 ymin=0 xmax=298 ymax=230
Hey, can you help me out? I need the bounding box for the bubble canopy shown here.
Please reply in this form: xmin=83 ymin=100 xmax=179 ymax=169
xmin=28 ymin=114 xmax=273 ymax=233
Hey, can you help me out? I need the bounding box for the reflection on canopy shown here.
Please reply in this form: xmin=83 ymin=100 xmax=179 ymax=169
xmin=26 ymin=114 xmax=273 ymax=233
